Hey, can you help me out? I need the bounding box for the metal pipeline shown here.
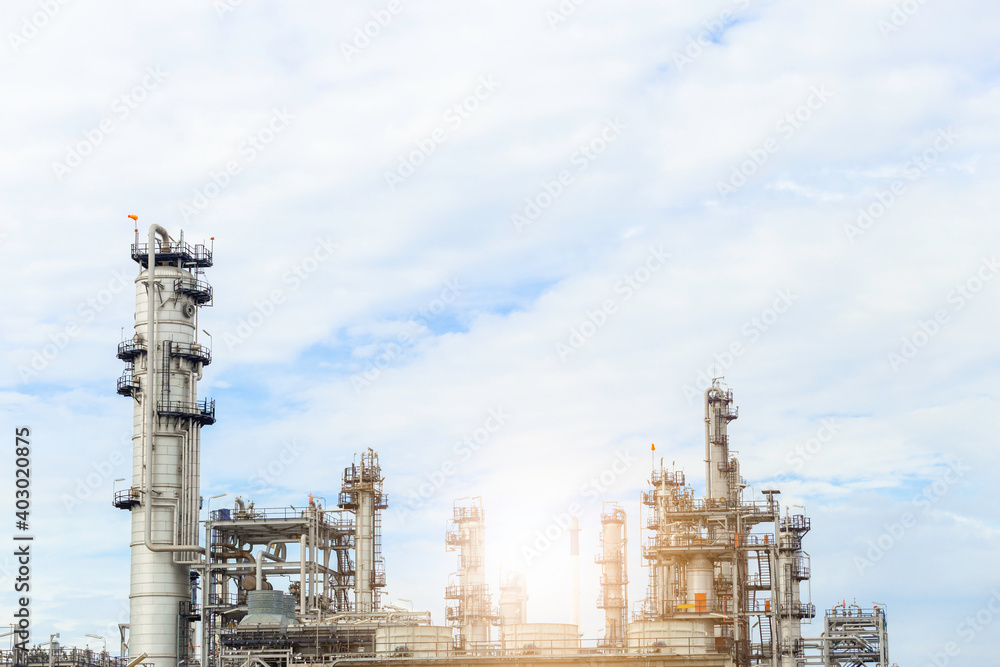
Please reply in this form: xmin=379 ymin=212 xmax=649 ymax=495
xmin=299 ymin=534 xmax=306 ymax=613
xmin=704 ymin=386 xmax=713 ymax=498
xmin=143 ymin=224 xmax=204 ymax=556
xmin=255 ymin=541 xmax=287 ymax=589
xmin=184 ymin=364 xmax=203 ymax=547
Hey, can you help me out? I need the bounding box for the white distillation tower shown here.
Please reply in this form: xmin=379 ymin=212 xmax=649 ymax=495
xmin=445 ymin=497 xmax=496 ymax=648
xmin=116 ymin=224 xmax=214 ymax=667
xmin=339 ymin=448 xmax=387 ymax=614
xmin=777 ymin=511 xmax=812 ymax=665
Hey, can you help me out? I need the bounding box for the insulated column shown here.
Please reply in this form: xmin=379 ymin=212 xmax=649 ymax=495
xmin=116 ymin=227 xmax=215 ymax=667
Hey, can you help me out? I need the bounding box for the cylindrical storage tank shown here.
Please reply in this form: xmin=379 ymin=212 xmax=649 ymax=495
xmin=498 ymin=572 xmax=527 ymax=626
xmin=686 ymin=556 xmax=714 ymax=610
xmin=502 ymin=623 xmax=580 ymax=657
xmin=684 ymin=555 xmax=715 ymax=651
xmin=628 ymin=620 xmax=711 ymax=656
xmin=284 ymin=593 xmax=296 ymax=622
xmin=374 ymin=626 xmax=454 ymax=658
xmin=240 ymin=590 xmax=287 ymax=626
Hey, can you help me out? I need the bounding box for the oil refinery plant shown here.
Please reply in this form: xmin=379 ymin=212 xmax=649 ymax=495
xmin=9 ymin=225 xmax=895 ymax=667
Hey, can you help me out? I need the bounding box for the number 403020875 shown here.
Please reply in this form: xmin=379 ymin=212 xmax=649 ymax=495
xmin=15 ymin=427 xmax=30 ymax=526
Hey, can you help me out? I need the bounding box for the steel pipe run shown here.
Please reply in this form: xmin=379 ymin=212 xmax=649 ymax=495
xmin=143 ymin=224 xmax=205 ymax=557
xmin=300 ymin=534 xmax=307 ymax=613
xmin=704 ymin=386 xmax=713 ymax=499
xmin=255 ymin=541 xmax=287 ymax=590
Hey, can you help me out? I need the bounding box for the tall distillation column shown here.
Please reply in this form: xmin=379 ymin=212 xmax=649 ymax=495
xmin=639 ymin=462 xmax=718 ymax=653
xmin=498 ymin=571 xmax=527 ymax=627
xmin=596 ymin=503 xmax=628 ymax=648
xmin=115 ymin=225 xmax=215 ymax=667
xmin=777 ymin=513 xmax=813 ymax=665
xmin=704 ymin=380 xmax=739 ymax=651
xmin=445 ymin=497 xmax=497 ymax=649
xmin=569 ymin=516 xmax=580 ymax=629
xmin=339 ymin=448 xmax=387 ymax=614
xmin=704 ymin=380 xmax=739 ymax=503
xmin=641 ymin=465 xmax=689 ymax=619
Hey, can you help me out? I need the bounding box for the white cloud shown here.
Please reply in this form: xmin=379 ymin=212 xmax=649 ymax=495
xmin=1 ymin=0 xmax=999 ymax=662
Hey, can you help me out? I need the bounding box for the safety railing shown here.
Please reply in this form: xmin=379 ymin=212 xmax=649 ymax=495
xmin=169 ymin=341 xmax=212 ymax=365
xmin=0 ymin=649 xmax=127 ymax=667
xmin=131 ymin=240 xmax=212 ymax=267
xmin=116 ymin=371 xmax=138 ymax=397
xmin=209 ymin=506 xmax=353 ymax=529
xmin=158 ymin=398 xmax=216 ymax=424
xmin=174 ymin=277 xmax=213 ymax=305
xmin=116 ymin=339 xmax=145 ymax=361
xmin=113 ymin=488 xmax=140 ymax=510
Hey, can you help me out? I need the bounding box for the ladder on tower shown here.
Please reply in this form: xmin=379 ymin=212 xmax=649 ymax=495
xmin=759 ymin=614 xmax=773 ymax=657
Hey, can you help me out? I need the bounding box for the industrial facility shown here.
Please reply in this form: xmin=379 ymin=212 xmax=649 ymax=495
xmin=6 ymin=225 xmax=894 ymax=667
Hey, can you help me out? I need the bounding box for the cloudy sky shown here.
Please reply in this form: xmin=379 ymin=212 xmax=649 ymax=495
xmin=2 ymin=0 xmax=999 ymax=664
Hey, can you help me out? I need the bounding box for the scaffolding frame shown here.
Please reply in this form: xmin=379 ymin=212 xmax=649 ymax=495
xmin=202 ymin=501 xmax=354 ymax=667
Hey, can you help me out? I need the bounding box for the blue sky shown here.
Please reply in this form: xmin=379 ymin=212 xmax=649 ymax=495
xmin=2 ymin=0 xmax=999 ymax=664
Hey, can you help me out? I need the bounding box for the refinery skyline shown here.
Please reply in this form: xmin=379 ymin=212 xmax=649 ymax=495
xmin=2 ymin=1 xmax=999 ymax=665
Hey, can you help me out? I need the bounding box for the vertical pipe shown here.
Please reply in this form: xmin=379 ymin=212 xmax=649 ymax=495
xmin=201 ymin=517 xmax=210 ymax=667
xmin=569 ymin=516 xmax=580 ymax=629
xmin=356 ymin=484 xmax=373 ymax=613
xmin=622 ymin=522 xmax=628 ymax=645
xmin=771 ymin=503 xmax=780 ymax=667
xmin=704 ymin=388 xmax=713 ymax=498
xmin=141 ymin=224 xmax=203 ymax=555
xmin=733 ymin=511 xmax=741 ymax=647
xmin=299 ymin=534 xmax=307 ymax=613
